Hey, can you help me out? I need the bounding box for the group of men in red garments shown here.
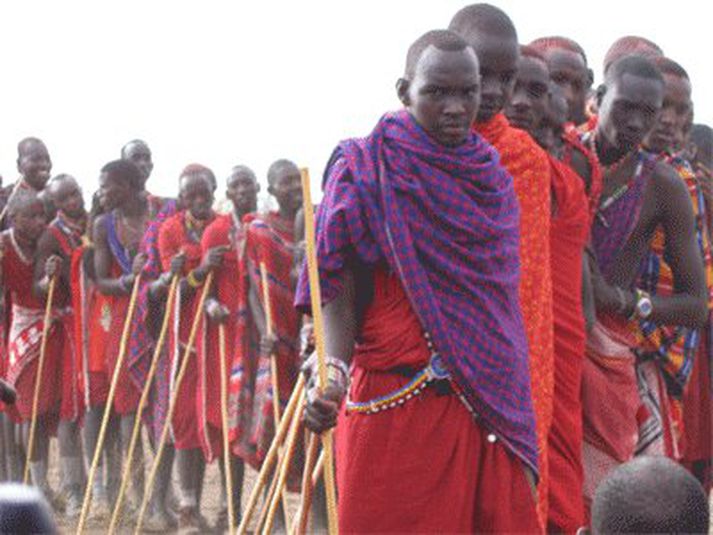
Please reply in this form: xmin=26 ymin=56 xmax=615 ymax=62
xmin=0 ymin=135 xmax=306 ymax=531
xmin=0 ymin=2 xmax=711 ymax=533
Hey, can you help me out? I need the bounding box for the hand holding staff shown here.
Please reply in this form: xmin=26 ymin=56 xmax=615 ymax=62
xmin=108 ymin=275 xmax=179 ymax=534
xmin=76 ymin=275 xmax=142 ymax=534
xmin=300 ymin=167 xmax=339 ymax=534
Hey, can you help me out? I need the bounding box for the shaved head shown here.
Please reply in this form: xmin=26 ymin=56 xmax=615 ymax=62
xmin=267 ymin=159 xmax=300 ymax=187
xmin=8 ymin=189 xmax=42 ymax=219
xmin=529 ymin=36 xmax=588 ymax=65
xmin=449 ymin=3 xmax=517 ymax=42
xmin=592 ymin=457 xmax=709 ymax=534
xmin=404 ymin=29 xmax=472 ymax=79
xmin=449 ymin=3 xmax=519 ymax=122
xmin=604 ymin=35 xmax=663 ymax=73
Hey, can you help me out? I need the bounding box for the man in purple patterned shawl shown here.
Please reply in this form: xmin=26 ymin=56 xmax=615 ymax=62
xmin=296 ymin=29 xmax=539 ymax=532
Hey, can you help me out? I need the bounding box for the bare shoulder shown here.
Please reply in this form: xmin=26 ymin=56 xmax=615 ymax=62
xmin=651 ymin=160 xmax=688 ymax=201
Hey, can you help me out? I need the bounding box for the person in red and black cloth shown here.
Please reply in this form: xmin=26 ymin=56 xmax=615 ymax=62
xmin=90 ymin=160 xmax=149 ymax=517
xmin=227 ymin=159 xmax=303 ymax=527
xmin=32 ymin=174 xmax=87 ymax=518
xmin=195 ymin=165 xmax=259 ymax=529
xmin=298 ymin=29 xmax=539 ymax=533
xmin=149 ymin=164 xmax=217 ymax=531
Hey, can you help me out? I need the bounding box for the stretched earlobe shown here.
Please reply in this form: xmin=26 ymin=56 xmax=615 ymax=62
xmin=396 ymin=78 xmax=411 ymax=106
xmin=596 ymin=84 xmax=606 ymax=108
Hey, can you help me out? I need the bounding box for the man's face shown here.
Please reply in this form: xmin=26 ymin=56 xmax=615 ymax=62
xmin=14 ymin=200 xmax=47 ymax=241
xmin=179 ymin=174 xmax=214 ymax=221
xmin=17 ymin=142 xmax=52 ymax=190
xmin=226 ymin=171 xmax=259 ymax=214
xmin=598 ymin=73 xmax=664 ymax=152
xmin=505 ymin=56 xmax=550 ymax=135
xmin=470 ymin=33 xmax=518 ymax=122
xmin=268 ymin=166 xmax=302 ymax=214
xmin=643 ymin=73 xmax=691 ymax=154
xmin=123 ymin=142 xmax=153 ymax=185
xmin=52 ymin=178 xmax=85 ymax=219
xmin=403 ymin=46 xmax=481 ymax=147
xmin=98 ymin=172 xmax=129 ymax=211
xmin=546 ymin=49 xmax=591 ymax=126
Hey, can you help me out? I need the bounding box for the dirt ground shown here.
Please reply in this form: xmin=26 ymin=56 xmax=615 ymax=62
xmin=41 ymin=434 xmax=713 ymax=534
xmin=47 ymin=432 xmax=305 ymax=534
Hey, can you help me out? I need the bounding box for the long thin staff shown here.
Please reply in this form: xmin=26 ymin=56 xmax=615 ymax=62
xmin=107 ymin=275 xmax=179 ymax=534
xmin=236 ymin=374 xmax=305 ymax=534
xmin=259 ymin=261 xmax=291 ymax=531
xmin=133 ymin=273 xmax=214 ymax=535
xmin=260 ymin=390 xmax=305 ymax=535
xmin=291 ymin=447 xmax=326 ymax=535
xmin=218 ymin=323 xmax=235 ymax=534
xmin=291 ymin=434 xmax=320 ymax=535
xmin=301 ymin=167 xmax=339 ymax=534
xmin=23 ymin=276 xmax=56 ymax=484
xmin=76 ymin=275 xmax=142 ymax=534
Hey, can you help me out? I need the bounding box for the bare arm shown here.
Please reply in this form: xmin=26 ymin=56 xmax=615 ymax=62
xmin=93 ymin=214 xmax=131 ymax=296
xmin=653 ymin=164 xmax=708 ymax=326
xmin=592 ymin=164 xmax=707 ymax=327
xmin=303 ymin=265 xmax=357 ymax=433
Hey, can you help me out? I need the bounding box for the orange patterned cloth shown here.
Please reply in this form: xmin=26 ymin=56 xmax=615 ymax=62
xmin=475 ymin=114 xmax=554 ymax=529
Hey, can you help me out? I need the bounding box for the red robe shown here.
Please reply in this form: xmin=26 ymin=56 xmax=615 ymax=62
xmin=45 ymin=217 xmax=84 ymax=423
xmin=336 ymin=267 xmax=539 ymax=533
xmin=546 ymin=156 xmax=589 ymax=533
xmin=158 ymin=210 xmax=212 ymax=450
xmin=230 ymin=212 xmax=300 ymax=468
xmin=1 ymin=230 xmax=64 ymax=424
xmin=91 ymin=216 xmax=142 ymax=415
xmin=197 ymin=212 xmax=253 ymax=461
xmin=475 ymin=114 xmax=554 ymax=527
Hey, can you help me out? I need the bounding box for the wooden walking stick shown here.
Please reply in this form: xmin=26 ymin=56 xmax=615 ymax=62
xmin=301 ymin=167 xmax=339 ymax=534
xmin=292 ymin=446 xmax=326 ymax=535
xmin=107 ymin=275 xmax=179 ymax=534
xmin=218 ymin=322 xmax=235 ymax=534
xmin=23 ymin=275 xmax=56 ymax=484
xmin=236 ymin=374 xmax=305 ymax=535
xmin=76 ymin=275 xmax=142 ymax=534
xmin=291 ymin=433 xmax=320 ymax=535
xmin=259 ymin=261 xmax=291 ymax=531
xmin=260 ymin=389 xmax=305 ymax=535
xmin=133 ymin=273 xmax=214 ymax=535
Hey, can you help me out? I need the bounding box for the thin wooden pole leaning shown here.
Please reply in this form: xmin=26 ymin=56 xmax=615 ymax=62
xmin=76 ymin=275 xmax=142 ymax=534
xmin=236 ymin=374 xmax=305 ymax=535
xmin=218 ymin=323 xmax=235 ymax=534
xmin=107 ymin=275 xmax=179 ymax=534
xmin=133 ymin=272 xmax=214 ymax=535
xmin=23 ymin=276 xmax=56 ymax=484
xmin=291 ymin=433 xmax=320 ymax=535
xmin=259 ymin=261 xmax=291 ymax=531
xmin=301 ymin=167 xmax=339 ymax=534
xmin=260 ymin=393 xmax=305 ymax=535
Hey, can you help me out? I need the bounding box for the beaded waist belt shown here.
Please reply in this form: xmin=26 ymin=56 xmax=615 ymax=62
xmin=345 ymin=353 xmax=451 ymax=414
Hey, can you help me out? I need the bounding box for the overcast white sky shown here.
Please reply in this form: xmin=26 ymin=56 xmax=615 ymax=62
xmin=1 ymin=0 xmax=711 ymax=206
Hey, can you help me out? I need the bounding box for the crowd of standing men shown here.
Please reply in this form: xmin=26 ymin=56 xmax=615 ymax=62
xmin=0 ymin=2 xmax=711 ymax=534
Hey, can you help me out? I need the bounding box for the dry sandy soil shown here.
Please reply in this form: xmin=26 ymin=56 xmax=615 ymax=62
xmin=47 ymin=432 xmax=306 ymax=534
xmin=38 ymin=435 xmax=713 ymax=534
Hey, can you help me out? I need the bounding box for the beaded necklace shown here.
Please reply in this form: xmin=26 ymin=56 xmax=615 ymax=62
xmin=184 ymin=209 xmax=212 ymax=243
xmin=595 ymin=151 xmax=645 ymax=229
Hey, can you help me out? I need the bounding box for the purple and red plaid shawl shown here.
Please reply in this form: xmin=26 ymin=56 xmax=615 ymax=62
xmin=127 ymin=198 xmax=177 ymax=442
xmin=295 ymin=110 xmax=538 ymax=473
